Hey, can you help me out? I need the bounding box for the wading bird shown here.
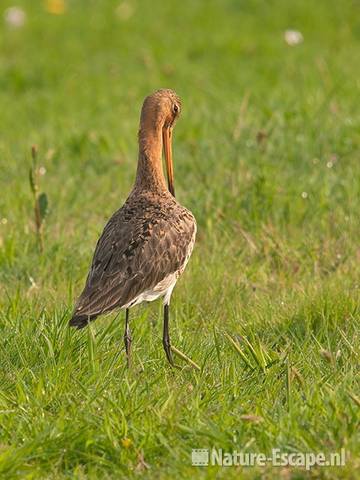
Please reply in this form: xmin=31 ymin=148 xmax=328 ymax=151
xmin=70 ymin=89 xmax=196 ymax=366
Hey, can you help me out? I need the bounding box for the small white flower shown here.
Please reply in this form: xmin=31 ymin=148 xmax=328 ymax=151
xmin=4 ymin=6 xmax=26 ymax=28
xmin=326 ymin=161 xmax=333 ymax=168
xmin=39 ymin=166 xmax=46 ymax=175
xmin=1 ymin=218 xmax=8 ymax=225
xmin=301 ymin=191 xmax=308 ymax=199
xmin=284 ymin=30 xmax=303 ymax=46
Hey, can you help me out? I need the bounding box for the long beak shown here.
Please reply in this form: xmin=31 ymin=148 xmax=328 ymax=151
xmin=162 ymin=126 xmax=175 ymax=197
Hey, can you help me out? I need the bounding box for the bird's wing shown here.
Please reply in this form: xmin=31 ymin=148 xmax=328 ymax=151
xmin=70 ymin=201 xmax=196 ymax=326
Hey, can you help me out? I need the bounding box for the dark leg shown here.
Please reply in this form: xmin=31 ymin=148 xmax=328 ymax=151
xmin=163 ymin=304 xmax=174 ymax=366
xmin=124 ymin=308 xmax=132 ymax=367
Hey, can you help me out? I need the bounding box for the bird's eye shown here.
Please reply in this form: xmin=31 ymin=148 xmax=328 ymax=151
xmin=173 ymin=104 xmax=179 ymax=114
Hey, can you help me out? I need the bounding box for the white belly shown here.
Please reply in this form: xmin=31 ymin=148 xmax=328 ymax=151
xmin=122 ymin=272 xmax=177 ymax=309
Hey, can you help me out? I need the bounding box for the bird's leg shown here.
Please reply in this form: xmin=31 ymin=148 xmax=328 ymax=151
xmin=124 ymin=308 xmax=132 ymax=367
xmin=163 ymin=304 xmax=175 ymax=366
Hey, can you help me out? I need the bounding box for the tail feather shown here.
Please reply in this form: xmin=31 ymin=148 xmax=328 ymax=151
xmin=69 ymin=312 xmax=99 ymax=329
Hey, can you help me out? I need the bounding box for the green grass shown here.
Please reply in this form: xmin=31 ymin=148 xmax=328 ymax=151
xmin=0 ymin=0 xmax=359 ymax=478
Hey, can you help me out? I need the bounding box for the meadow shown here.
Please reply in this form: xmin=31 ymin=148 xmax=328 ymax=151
xmin=0 ymin=0 xmax=359 ymax=478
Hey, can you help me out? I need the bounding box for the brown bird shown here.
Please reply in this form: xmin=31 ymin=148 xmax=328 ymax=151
xmin=70 ymin=89 xmax=196 ymax=366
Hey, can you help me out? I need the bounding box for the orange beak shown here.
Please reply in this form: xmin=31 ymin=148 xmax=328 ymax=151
xmin=162 ymin=126 xmax=175 ymax=197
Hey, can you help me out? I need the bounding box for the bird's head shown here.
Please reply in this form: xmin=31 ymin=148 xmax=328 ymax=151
xmin=139 ymin=89 xmax=181 ymax=196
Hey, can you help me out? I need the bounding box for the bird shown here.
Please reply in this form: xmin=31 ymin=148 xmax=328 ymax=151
xmin=70 ymin=89 xmax=196 ymax=367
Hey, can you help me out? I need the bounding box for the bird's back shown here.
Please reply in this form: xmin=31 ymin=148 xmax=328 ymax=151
xmin=70 ymin=188 xmax=196 ymax=328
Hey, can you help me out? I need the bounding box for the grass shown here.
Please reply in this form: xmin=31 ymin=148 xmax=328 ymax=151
xmin=0 ymin=0 xmax=359 ymax=478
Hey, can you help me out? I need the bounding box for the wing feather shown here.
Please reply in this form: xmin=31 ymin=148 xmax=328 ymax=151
xmin=70 ymin=195 xmax=196 ymax=328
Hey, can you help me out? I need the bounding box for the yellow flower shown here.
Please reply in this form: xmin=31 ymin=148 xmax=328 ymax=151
xmin=44 ymin=0 xmax=66 ymax=15
xmin=121 ymin=437 xmax=132 ymax=449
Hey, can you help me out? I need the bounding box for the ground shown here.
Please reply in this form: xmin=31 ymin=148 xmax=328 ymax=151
xmin=0 ymin=0 xmax=359 ymax=478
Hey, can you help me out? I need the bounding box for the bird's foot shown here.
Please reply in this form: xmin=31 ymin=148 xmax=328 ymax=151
xmin=163 ymin=337 xmax=173 ymax=364
xmin=163 ymin=340 xmax=181 ymax=369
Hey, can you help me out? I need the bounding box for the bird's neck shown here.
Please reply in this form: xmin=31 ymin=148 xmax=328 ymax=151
xmin=135 ymin=125 xmax=167 ymax=192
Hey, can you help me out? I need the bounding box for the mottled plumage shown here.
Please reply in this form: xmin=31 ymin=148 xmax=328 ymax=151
xmin=70 ymin=89 xmax=196 ymax=366
xmin=70 ymin=188 xmax=195 ymax=327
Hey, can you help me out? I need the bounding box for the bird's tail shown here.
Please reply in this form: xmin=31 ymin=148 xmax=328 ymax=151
xmin=69 ymin=313 xmax=98 ymax=329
